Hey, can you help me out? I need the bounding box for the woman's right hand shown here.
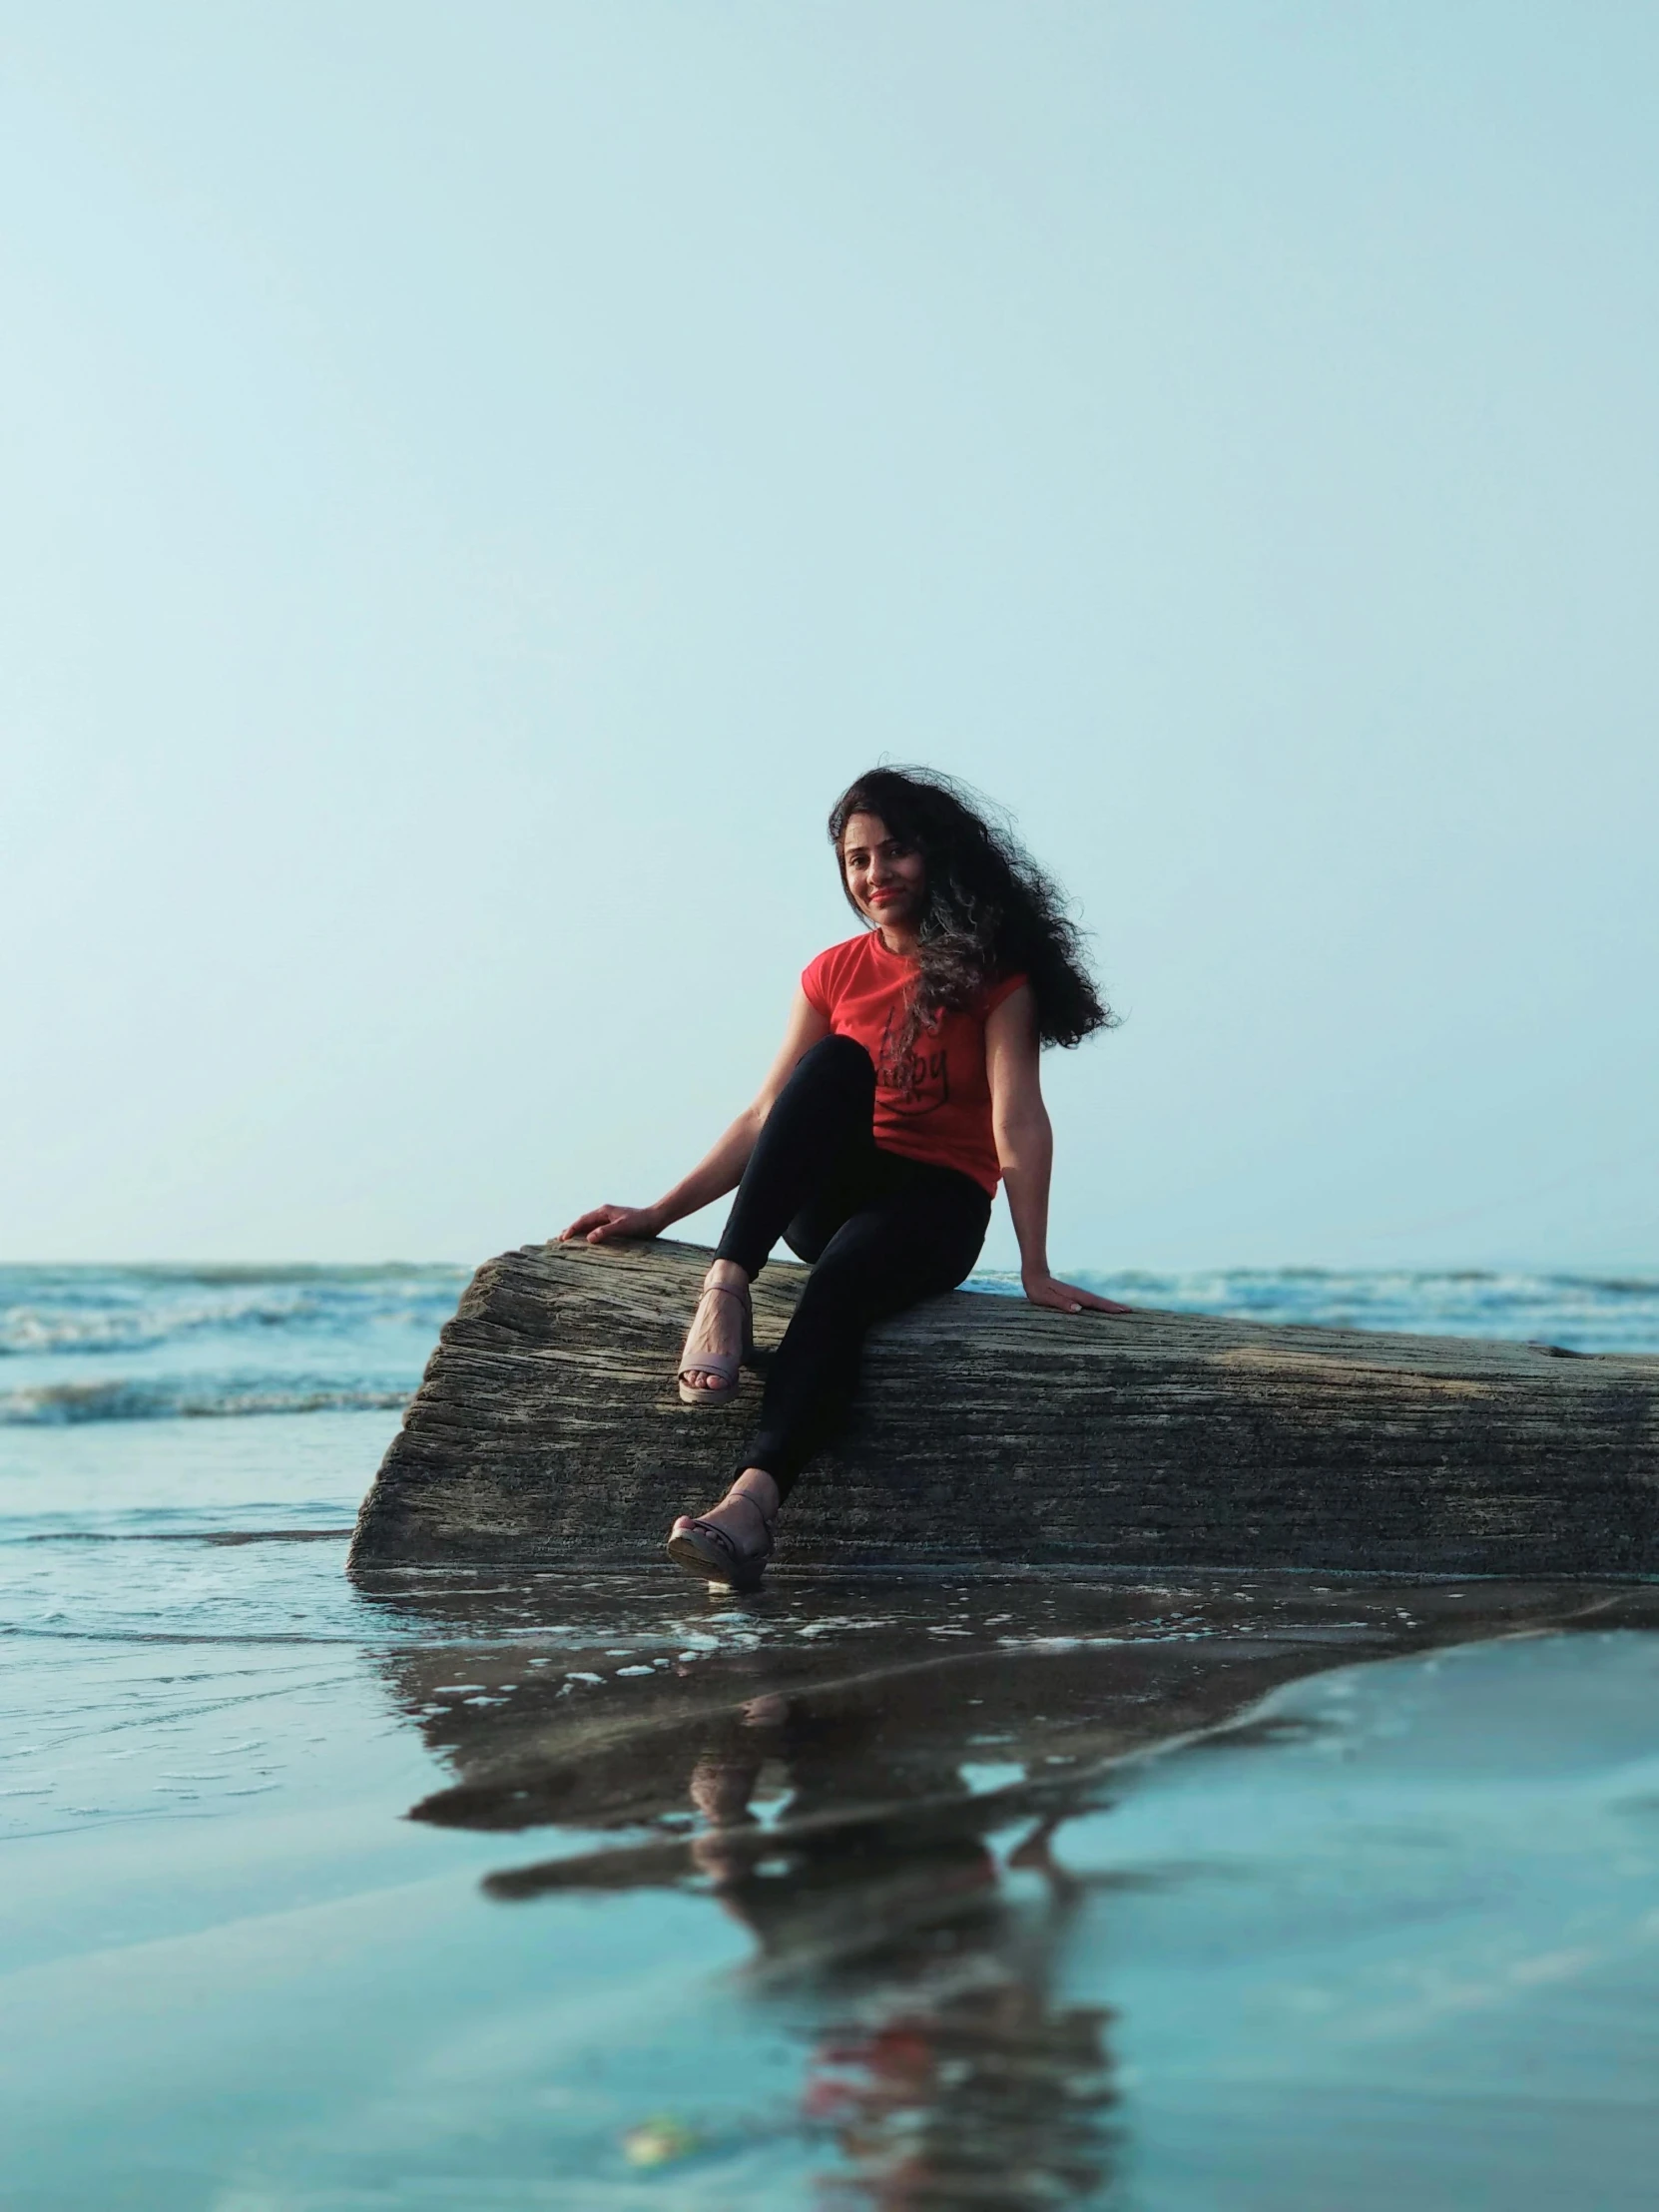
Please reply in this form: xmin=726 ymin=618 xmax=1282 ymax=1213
xmin=558 ymin=1203 xmax=665 ymax=1245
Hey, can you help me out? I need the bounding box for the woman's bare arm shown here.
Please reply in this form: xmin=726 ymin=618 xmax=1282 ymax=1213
xmin=986 ymin=986 xmax=1130 ymax=1315
xmin=560 ymin=991 xmax=832 ymax=1244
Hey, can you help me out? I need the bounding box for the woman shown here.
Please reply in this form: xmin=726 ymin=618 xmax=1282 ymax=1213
xmin=561 ymin=767 xmax=1126 ymax=1588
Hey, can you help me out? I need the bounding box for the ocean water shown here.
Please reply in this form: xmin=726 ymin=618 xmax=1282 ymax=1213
xmin=0 ymin=1264 xmax=470 ymax=1427
xmin=5 ymin=1260 xmax=1659 ymax=2210
xmin=5 ymin=1263 xmax=1659 ymax=1428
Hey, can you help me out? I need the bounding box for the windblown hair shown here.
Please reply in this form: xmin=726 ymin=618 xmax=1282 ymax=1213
xmin=828 ymin=767 xmax=1115 ymax=1053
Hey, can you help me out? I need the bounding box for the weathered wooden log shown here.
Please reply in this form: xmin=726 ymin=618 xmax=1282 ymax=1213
xmin=348 ymin=1237 xmax=1659 ymax=1576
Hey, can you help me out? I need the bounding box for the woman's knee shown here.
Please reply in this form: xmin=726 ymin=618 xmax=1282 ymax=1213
xmin=787 ymin=1033 xmax=874 ymax=1099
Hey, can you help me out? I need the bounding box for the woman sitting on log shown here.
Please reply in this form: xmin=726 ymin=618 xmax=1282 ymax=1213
xmin=560 ymin=767 xmax=1125 ymax=1588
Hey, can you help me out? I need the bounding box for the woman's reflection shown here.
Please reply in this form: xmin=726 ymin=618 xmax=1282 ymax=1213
xmin=677 ymin=1691 xmax=1117 ymax=2211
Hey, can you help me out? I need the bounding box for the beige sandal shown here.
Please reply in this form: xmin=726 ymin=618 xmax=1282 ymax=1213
xmin=676 ymin=1280 xmax=753 ymax=1406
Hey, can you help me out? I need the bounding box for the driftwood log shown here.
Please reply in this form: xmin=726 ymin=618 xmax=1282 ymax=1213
xmin=348 ymin=1237 xmax=1659 ymax=1577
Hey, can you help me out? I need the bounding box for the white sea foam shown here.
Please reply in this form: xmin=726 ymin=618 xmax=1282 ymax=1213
xmin=0 ymin=1265 xmax=467 ymax=1357
xmin=0 ymin=1377 xmax=414 ymax=1424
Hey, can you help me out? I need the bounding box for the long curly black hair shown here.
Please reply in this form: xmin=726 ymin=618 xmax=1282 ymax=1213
xmin=828 ymin=767 xmax=1115 ymax=1052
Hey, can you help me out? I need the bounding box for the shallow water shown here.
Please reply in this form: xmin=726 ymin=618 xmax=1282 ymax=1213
xmin=5 ymin=1267 xmax=1659 ymax=2207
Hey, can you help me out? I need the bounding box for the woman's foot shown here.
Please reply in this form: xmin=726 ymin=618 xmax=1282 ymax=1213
xmin=677 ymin=1262 xmax=752 ymax=1403
xmin=667 ymin=1469 xmax=780 ymax=1589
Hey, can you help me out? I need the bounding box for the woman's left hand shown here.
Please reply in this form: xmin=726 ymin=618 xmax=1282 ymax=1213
xmin=1022 ymin=1273 xmax=1132 ymax=1316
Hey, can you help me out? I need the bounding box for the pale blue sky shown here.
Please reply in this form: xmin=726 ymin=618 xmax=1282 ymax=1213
xmin=2 ymin=2 xmax=1654 ymax=1270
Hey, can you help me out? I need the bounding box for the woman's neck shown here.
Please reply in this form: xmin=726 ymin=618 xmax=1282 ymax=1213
xmin=875 ymin=922 xmax=920 ymax=958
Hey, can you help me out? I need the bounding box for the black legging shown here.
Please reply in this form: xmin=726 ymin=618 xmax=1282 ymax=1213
xmin=716 ymin=1035 xmax=992 ymax=1499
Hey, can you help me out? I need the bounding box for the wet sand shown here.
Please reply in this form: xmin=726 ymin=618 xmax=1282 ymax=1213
xmin=7 ymin=1406 xmax=1659 ymax=2208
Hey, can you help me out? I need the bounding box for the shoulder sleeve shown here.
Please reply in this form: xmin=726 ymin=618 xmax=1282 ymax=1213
xmin=801 ymin=946 xmax=836 ymax=1018
xmin=982 ymin=970 xmax=1029 ymax=1016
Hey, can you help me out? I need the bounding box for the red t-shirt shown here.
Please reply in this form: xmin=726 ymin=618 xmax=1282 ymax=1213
xmin=801 ymin=932 xmax=1027 ymax=1195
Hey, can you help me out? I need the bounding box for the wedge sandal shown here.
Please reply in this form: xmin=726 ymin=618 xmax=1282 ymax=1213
xmin=676 ymin=1280 xmax=753 ymax=1407
xmin=666 ymin=1498 xmax=776 ymax=1592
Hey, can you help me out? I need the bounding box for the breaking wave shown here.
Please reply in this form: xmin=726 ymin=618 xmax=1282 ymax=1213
xmin=0 ymin=1265 xmax=467 ymax=1357
xmin=0 ymin=1265 xmax=461 ymax=1427
xmin=0 ymin=1376 xmax=414 ymax=1425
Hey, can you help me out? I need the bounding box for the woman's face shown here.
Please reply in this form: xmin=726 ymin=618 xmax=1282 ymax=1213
xmin=840 ymin=812 xmax=927 ymax=939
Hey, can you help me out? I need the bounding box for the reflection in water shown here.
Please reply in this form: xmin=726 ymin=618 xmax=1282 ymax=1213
xmin=359 ymin=1570 xmax=1658 ymax=2205
xmin=802 ymin=1936 xmax=1115 ymax=2210
xmin=681 ymin=1701 xmax=1116 ymax=2210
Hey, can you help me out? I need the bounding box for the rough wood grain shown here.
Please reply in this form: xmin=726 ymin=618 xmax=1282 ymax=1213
xmin=348 ymin=1237 xmax=1659 ymax=1576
